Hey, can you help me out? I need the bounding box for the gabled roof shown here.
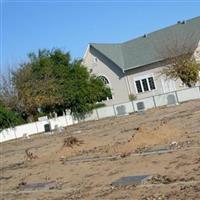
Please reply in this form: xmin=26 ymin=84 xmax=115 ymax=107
xmin=90 ymin=16 xmax=200 ymax=72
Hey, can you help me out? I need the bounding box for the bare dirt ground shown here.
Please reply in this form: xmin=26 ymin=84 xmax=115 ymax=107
xmin=1 ymin=100 xmax=200 ymax=200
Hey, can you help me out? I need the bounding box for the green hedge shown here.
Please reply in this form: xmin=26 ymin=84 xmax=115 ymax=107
xmin=0 ymin=104 xmax=23 ymax=130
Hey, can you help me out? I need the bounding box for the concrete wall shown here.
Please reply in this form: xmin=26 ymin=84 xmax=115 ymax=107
xmin=154 ymin=91 xmax=178 ymax=107
xmin=177 ymin=87 xmax=200 ymax=102
xmin=0 ymin=115 xmax=74 ymax=143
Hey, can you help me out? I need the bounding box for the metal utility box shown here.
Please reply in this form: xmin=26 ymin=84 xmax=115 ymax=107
xmin=44 ymin=123 xmax=51 ymax=132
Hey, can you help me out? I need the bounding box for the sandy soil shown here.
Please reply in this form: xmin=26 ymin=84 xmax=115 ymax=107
xmin=1 ymin=100 xmax=200 ymax=200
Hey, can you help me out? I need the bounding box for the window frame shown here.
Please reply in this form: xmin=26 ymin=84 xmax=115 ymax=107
xmin=148 ymin=77 xmax=156 ymax=90
xmin=135 ymin=80 xmax=143 ymax=93
xmin=98 ymin=75 xmax=110 ymax=85
xmin=134 ymin=74 xmax=156 ymax=94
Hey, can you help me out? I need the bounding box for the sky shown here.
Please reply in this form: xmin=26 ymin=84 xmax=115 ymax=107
xmin=1 ymin=0 xmax=200 ymax=77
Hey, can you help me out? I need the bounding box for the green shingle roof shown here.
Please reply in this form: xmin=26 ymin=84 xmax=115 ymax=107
xmin=90 ymin=16 xmax=200 ymax=71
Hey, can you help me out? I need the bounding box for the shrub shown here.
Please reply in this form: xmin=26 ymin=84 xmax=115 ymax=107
xmin=129 ymin=94 xmax=137 ymax=101
xmin=92 ymin=103 xmax=106 ymax=109
xmin=0 ymin=103 xmax=23 ymax=130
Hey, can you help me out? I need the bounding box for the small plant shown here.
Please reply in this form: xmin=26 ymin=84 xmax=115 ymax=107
xmin=129 ymin=94 xmax=137 ymax=101
xmin=25 ymin=148 xmax=38 ymax=160
xmin=63 ymin=136 xmax=83 ymax=148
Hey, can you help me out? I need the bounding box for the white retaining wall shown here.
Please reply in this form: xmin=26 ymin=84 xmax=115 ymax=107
xmin=84 ymin=110 xmax=98 ymax=121
xmin=114 ymin=102 xmax=134 ymax=115
xmin=133 ymin=97 xmax=155 ymax=111
xmin=1 ymin=86 xmax=200 ymax=143
xmin=154 ymin=91 xmax=178 ymax=107
xmin=0 ymin=116 xmax=72 ymax=143
xmin=97 ymin=106 xmax=116 ymax=119
xmin=177 ymin=87 xmax=200 ymax=102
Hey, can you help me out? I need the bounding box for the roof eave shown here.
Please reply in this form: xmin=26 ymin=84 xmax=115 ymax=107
xmin=123 ymin=58 xmax=165 ymax=72
xmin=90 ymin=45 xmax=125 ymax=73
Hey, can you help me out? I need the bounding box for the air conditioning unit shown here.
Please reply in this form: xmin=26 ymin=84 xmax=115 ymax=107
xmin=167 ymin=94 xmax=177 ymax=106
xmin=136 ymin=102 xmax=145 ymax=111
xmin=116 ymin=105 xmax=126 ymax=116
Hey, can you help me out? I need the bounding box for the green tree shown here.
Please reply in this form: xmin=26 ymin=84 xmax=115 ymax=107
xmin=162 ymin=55 xmax=200 ymax=87
xmin=155 ymin=32 xmax=200 ymax=87
xmin=12 ymin=49 xmax=111 ymax=120
xmin=0 ymin=100 xmax=23 ymax=130
xmin=63 ymin=62 xmax=111 ymax=118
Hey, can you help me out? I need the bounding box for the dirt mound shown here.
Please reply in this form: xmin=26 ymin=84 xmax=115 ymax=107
xmin=109 ymin=122 xmax=182 ymax=155
xmin=56 ymin=122 xmax=183 ymax=158
xmin=131 ymin=123 xmax=181 ymax=147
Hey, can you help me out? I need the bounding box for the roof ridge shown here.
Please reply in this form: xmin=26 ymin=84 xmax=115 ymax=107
xmin=90 ymin=42 xmax=120 ymax=46
xmin=90 ymin=16 xmax=200 ymax=47
xmin=88 ymin=16 xmax=200 ymax=71
xmin=123 ymin=16 xmax=200 ymax=45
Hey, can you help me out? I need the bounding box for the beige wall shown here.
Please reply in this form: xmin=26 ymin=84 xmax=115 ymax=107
xmin=125 ymin=61 xmax=185 ymax=100
xmin=83 ymin=47 xmax=129 ymax=105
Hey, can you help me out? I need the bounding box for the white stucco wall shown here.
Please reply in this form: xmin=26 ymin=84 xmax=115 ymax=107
xmin=83 ymin=47 xmax=129 ymax=105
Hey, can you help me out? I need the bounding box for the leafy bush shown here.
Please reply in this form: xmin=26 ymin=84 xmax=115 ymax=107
xmin=0 ymin=103 xmax=23 ymax=130
xmin=92 ymin=103 xmax=106 ymax=109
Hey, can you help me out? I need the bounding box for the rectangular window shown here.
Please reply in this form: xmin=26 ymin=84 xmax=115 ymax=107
xmin=148 ymin=77 xmax=156 ymax=90
xmin=142 ymin=79 xmax=149 ymax=91
xmin=135 ymin=80 xmax=143 ymax=93
xmin=135 ymin=76 xmax=156 ymax=93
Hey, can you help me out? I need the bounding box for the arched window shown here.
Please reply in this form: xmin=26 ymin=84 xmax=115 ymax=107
xmin=98 ymin=75 xmax=109 ymax=85
xmin=98 ymin=75 xmax=112 ymax=100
